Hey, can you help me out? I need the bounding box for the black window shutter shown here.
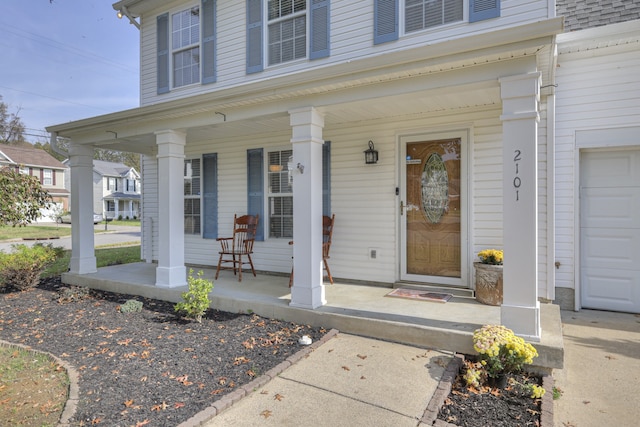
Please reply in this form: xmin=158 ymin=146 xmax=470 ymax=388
xmin=157 ymin=13 xmax=170 ymax=94
xmin=469 ymin=0 xmax=500 ymax=23
xmin=247 ymin=148 xmax=264 ymax=240
xmin=374 ymin=0 xmax=399 ymax=45
xmin=202 ymin=0 xmax=217 ymax=84
xmin=246 ymin=0 xmax=264 ymax=74
xmin=323 ymin=141 xmax=331 ymax=216
xmin=202 ymin=153 xmax=218 ymax=239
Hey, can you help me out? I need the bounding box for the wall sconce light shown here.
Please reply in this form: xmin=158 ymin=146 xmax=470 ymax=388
xmin=117 ymin=10 xmax=123 ymax=19
xmin=364 ymin=140 xmax=378 ymax=164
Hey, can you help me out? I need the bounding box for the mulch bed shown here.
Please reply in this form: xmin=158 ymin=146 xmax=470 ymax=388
xmin=0 ymin=277 xmax=328 ymax=426
xmin=436 ymin=358 xmax=546 ymax=427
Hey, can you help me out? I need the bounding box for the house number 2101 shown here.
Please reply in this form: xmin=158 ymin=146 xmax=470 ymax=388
xmin=513 ymin=149 xmax=522 ymax=201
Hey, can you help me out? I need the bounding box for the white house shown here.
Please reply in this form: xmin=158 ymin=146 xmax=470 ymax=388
xmin=92 ymin=160 xmax=141 ymax=220
xmin=46 ymin=0 xmax=640 ymax=341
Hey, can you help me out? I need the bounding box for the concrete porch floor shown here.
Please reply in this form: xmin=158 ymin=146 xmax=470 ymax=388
xmin=62 ymin=262 xmax=563 ymax=370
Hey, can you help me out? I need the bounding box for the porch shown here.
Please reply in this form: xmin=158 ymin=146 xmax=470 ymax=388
xmin=61 ymin=263 xmax=564 ymax=371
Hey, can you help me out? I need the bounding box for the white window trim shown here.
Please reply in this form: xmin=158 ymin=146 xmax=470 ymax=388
xmin=184 ymin=157 xmax=202 ymax=235
xmin=399 ymin=0 xmax=466 ymax=37
xmin=264 ymin=0 xmax=309 ymax=68
xmin=43 ymin=169 xmax=53 ymax=186
xmin=266 ymin=147 xmax=293 ymax=239
xmin=171 ymin=4 xmax=201 ymax=89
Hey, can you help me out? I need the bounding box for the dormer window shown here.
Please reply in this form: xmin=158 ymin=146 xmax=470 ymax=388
xmin=172 ymin=6 xmax=200 ymax=87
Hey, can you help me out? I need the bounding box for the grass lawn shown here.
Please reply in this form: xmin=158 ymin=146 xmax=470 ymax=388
xmin=0 ymin=219 xmax=140 ymax=241
xmin=44 ymin=245 xmax=142 ymax=277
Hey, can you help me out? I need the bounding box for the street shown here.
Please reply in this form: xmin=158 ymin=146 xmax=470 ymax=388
xmin=0 ymin=225 xmax=140 ymax=252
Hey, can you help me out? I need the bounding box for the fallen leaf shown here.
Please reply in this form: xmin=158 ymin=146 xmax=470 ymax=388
xmin=605 ymin=355 xmax=616 ymax=360
xmin=135 ymin=419 xmax=151 ymax=426
xmin=583 ymin=400 xmax=591 ymax=405
xmin=123 ymin=400 xmax=134 ymax=408
xmin=357 ymin=354 xmax=367 ymax=360
xmin=342 ymin=366 xmax=350 ymax=371
xmin=274 ymin=393 xmax=284 ymax=401
xmin=174 ymin=402 xmax=185 ymax=409
xmin=260 ymin=409 xmax=273 ymax=418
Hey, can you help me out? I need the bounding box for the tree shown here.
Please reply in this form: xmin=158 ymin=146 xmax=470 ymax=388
xmin=0 ymin=96 xmax=27 ymax=145
xmin=0 ymin=167 xmax=53 ymax=227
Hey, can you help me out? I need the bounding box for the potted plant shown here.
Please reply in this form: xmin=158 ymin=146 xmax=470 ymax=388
xmin=474 ymin=249 xmax=503 ymax=305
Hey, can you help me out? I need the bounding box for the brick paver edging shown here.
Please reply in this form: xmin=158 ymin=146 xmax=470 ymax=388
xmin=178 ymin=328 xmax=341 ymax=427
xmin=0 ymin=339 xmax=80 ymax=427
xmin=422 ymin=353 xmax=554 ymax=427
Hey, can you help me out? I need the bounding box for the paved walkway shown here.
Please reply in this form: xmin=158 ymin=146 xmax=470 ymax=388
xmin=553 ymin=309 xmax=640 ymax=427
xmin=184 ymin=308 xmax=639 ymax=427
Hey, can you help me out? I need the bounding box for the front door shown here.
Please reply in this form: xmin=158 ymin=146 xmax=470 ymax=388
xmin=401 ymin=136 xmax=466 ymax=286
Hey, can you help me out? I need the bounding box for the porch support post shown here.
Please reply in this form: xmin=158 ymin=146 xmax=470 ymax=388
xmin=68 ymin=143 xmax=97 ymax=274
xmin=155 ymin=130 xmax=187 ymax=288
xmin=499 ymin=72 xmax=541 ymax=341
xmin=289 ymin=106 xmax=326 ymax=309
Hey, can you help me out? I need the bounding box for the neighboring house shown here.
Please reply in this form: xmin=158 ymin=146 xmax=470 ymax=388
xmin=92 ymin=160 xmax=141 ymax=220
xmin=0 ymin=144 xmax=69 ymax=222
xmin=46 ymin=0 xmax=640 ymax=340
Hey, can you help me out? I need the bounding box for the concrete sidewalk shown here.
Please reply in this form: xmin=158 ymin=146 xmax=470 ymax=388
xmin=193 ymin=332 xmax=454 ymax=427
xmin=186 ymin=308 xmax=639 ymax=427
xmin=553 ymin=309 xmax=640 ymax=427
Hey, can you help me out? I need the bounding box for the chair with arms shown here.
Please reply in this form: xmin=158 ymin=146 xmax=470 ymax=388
xmin=215 ymin=214 xmax=259 ymax=282
xmin=289 ymin=214 xmax=335 ymax=287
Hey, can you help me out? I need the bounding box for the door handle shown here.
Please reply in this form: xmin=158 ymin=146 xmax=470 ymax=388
xmin=400 ymin=201 xmax=404 ymax=216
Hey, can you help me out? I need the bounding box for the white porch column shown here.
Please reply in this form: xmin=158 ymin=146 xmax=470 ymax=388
xmin=155 ymin=130 xmax=187 ymax=288
xmin=499 ymin=72 xmax=541 ymax=340
xmin=68 ymin=143 xmax=96 ymax=274
xmin=289 ymin=107 xmax=326 ymax=309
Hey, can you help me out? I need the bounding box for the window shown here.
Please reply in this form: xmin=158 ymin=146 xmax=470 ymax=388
xmin=126 ymin=179 xmax=137 ymax=192
xmin=246 ymin=143 xmax=330 ymax=241
xmin=157 ymin=1 xmax=216 ymax=94
xmin=374 ymin=0 xmax=500 ymax=45
xmin=107 ymin=177 xmax=118 ymax=192
xmin=267 ymin=149 xmax=293 ymax=238
xmin=268 ymin=0 xmax=307 ymax=66
xmin=405 ymin=0 xmax=463 ymax=33
xmin=172 ymin=6 xmax=200 ymax=87
xmin=19 ymin=166 xmax=29 ymax=175
xmin=43 ymin=169 xmax=53 ymax=186
xmin=246 ymin=0 xmax=329 ymax=74
xmin=184 ymin=158 xmax=201 ymax=235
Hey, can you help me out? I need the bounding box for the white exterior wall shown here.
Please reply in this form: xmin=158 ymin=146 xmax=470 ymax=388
xmin=555 ymin=40 xmax=640 ymax=294
xmin=140 ymin=105 xmax=550 ymax=289
xmin=92 ymin=171 xmax=103 ymax=215
xmin=141 ymin=153 xmax=159 ymax=263
xmin=138 ymin=0 xmax=552 ymax=106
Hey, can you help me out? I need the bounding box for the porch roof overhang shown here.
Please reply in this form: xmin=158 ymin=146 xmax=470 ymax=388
xmin=46 ymin=18 xmax=563 ymax=154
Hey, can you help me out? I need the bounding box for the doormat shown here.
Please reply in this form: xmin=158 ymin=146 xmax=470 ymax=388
xmin=385 ymin=288 xmax=453 ymax=303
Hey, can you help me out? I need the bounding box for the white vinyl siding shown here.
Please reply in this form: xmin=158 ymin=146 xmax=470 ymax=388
xmin=141 ymin=154 xmax=158 ymax=263
xmin=144 ymin=107 xmax=515 ymax=285
xmin=555 ymin=40 xmax=640 ymax=294
xmin=140 ymin=0 xmax=551 ymax=105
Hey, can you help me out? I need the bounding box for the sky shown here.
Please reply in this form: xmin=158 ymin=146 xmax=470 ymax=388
xmin=1 ymin=0 xmax=140 ymax=143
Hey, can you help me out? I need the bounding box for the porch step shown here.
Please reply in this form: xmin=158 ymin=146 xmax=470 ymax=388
xmin=392 ymin=282 xmax=475 ymax=298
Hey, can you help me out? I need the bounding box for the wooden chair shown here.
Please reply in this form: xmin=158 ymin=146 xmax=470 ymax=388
xmin=289 ymin=214 xmax=335 ymax=287
xmin=215 ymin=214 xmax=259 ymax=282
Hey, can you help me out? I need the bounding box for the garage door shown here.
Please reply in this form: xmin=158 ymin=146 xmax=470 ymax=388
xmin=580 ymin=149 xmax=640 ymax=313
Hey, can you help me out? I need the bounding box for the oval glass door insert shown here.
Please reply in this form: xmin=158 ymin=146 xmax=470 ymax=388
xmin=421 ymin=153 xmax=449 ymax=223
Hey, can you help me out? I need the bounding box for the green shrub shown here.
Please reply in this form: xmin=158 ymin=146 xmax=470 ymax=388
xmin=174 ymin=270 xmax=213 ymax=323
xmin=0 ymin=244 xmax=57 ymax=291
xmin=119 ymin=299 xmax=143 ymax=313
